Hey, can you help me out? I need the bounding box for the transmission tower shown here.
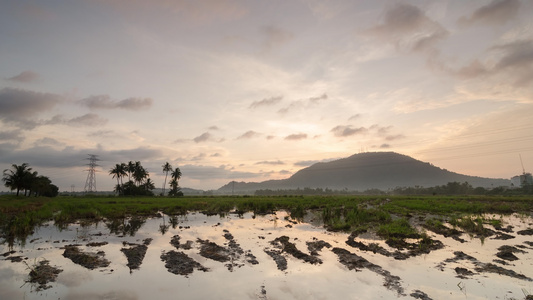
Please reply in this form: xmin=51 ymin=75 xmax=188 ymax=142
xmin=84 ymin=154 xmax=100 ymax=193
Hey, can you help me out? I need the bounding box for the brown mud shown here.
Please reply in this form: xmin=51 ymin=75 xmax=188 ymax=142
xmin=268 ymin=235 xmax=322 ymax=265
xmin=331 ymin=247 xmax=406 ymax=296
xmin=62 ymin=245 xmax=110 ymax=269
xmin=345 ymin=231 xmax=444 ymax=260
xmin=441 ymin=251 xmax=533 ymax=282
xmin=160 ymin=250 xmax=208 ymax=276
xmin=26 ymin=260 xmax=62 ymax=291
xmin=120 ymin=238 xmax=152 ymax=271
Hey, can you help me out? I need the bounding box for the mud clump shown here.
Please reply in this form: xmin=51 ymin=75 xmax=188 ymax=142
xmin=160 ymin=250 xmax=208 ymax=276
xmin=346 ymin=232 xmax=443 ymax=260
xmin=198 ymin=239 xmax=230 ymax=262
xmin=443 ymin=251 xmax=532 ymax=282
xmin=492 ymin=232 xmax=515 ymax=240
xmin=270 ymin=236 xmax=322 ymax=264
xmin=121 ymin=240 xmax=150 ymax=271
xmin=27 ymin=260 xmax=63 ymax=291
xmin=517 ymin=229 xmax=533 ymax=236
xmin=307 ymin=239 xmax=332 ymax=256
xmin=62 ymin=245 xmax=110 ymax=269
xmin=410 ymin=289 xmax=433 ymax=300
xmin=264 ymin=249 xmax=287 ymax=271
xmin=332 ymin=247 xmax=405 ymax=296
xmin=454 ymin=267 xmax=475 ymax=278
xmin=423 ymin=222 xmax=465 ymax=243
xmin=169 ymin=234 xmax=192 ymax=250
xmin=495 ymin=245 xmax=527 ymax=261
xmin=86 ymin=241 xmax=108 ymax=247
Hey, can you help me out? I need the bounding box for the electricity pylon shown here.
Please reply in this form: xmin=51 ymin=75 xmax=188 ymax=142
xmin=84 ymin=154 xmax=100 ymax=193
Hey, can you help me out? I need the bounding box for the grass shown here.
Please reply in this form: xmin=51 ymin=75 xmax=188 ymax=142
xmin=1 ymin=194 xmax=532 ymax=248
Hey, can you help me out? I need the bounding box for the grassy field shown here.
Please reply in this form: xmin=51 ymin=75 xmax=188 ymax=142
xmin=1 ymin=194 xmax=532 ymax=248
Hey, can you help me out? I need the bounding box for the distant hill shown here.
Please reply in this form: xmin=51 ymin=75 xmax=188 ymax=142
xmin=218 ymin=152 xmax=510 ymax=194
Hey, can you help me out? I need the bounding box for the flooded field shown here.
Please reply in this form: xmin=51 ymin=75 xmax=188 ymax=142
xmin=1 ymin=211 xmax=532 ymax=300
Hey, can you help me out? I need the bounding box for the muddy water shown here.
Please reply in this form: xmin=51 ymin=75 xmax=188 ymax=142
xmin=1 ymin=211 xmax=532 ymax=300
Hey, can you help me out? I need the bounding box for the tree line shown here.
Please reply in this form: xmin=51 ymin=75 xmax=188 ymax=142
xmin=2 ymin=163 xmax=59 ymax=197
xmin=109 ymin=161 xmax=182 ymax=196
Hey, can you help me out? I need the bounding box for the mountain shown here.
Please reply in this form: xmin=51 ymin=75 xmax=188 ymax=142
xmin=217 ymin=152 xmax=510 ymax=194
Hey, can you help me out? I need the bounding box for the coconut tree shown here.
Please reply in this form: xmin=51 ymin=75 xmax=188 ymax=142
xmin=168 ymin=167 xmax=183 ymax=197
xmin=161 ymin=162 xmax=173 ymax=196
xmin=109 ymin=163 xmax=127 ymax=195
xmin=2 ymin=163 xmax=32 ymax=196
xmin=132 ymin=162 xmax=148 ymax=186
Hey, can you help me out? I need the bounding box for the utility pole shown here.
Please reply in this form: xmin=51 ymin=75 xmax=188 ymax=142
xmin=84 ymin=154 xmax=99 ymax=193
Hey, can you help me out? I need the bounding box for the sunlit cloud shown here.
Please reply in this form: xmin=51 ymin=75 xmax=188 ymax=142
xmin=458 ymin=0 xmax=520 ymax=27
xmin=284 ymin=133 xmax=307 ymax=141
xmin=79 ymin=95 xmax=153 ymax=110
xmin=249 ymin=96 xmax=283 ymax=109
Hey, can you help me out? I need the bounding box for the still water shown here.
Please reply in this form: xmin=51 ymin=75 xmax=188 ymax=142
xmin=1 ymin=211 xmax=532 ymax=300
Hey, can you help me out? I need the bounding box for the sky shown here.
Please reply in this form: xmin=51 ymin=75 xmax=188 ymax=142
xmin=1 ymin=0 xmax=533 ymax=192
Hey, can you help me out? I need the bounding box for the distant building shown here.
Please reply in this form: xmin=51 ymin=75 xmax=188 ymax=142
xmin=512 ymin=173 xmax=533 ymax=188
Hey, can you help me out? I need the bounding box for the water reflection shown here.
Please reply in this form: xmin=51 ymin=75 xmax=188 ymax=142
xmin=0 ymin=212 xmax=532 ymax=300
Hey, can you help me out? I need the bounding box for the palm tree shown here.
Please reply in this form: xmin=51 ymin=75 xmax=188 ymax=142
xmin=132 ymin=162 xmax=148 ymax=186
xmin=127 ymin=161 xmax=135 ymax=182
xmin=109 ymin=163 xmax=127 ymax=195
xmin=168 ymin=167 xmax=183 ymax=196
xmin=161 ymin=162 xmax=173 ymax=196
xmin=2 ymin=163 xmax=32 ymax=196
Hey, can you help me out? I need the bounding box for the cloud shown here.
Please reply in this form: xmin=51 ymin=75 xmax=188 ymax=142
xmin=88 ymin=130 xmax=116 ymax=138
xmin=278 ymin=94 xmax=328 ymax=114
xmin=380 ymin=144 xmax=391 ymax=149
xmin=365 ymin=3 xmax=448 ymax=53
xmin=191 ymin=153 xmax=207 ymax=161
xmin=348 ymin=114 xmax=361 ymax=121
xmin=0 ymin=88 xmax=63 ymax=125
xmin=208 ymin=125 xmax=220 ymax=130
xmin=249 ymin=96 xmax=283 ymax=109
xmin=255 ymin=160 xmax=284 ymax=165
xmin=44 ymin=113 xmax=108 ymax=127
xmin=447 ymin=39 xmax=533 ymax=88
xmin=193 ymin=132 xmax=214 ymax=143
xmin=458 ymin=0 xmax=520 ymax=27
xmin=6 ymin=71 xmax=40 ymax=83
xmin=237 ymin=130 xmax=259 ymax=139
xmin=284 ymin=133 xmax=307 ymax=141
xmin=261 ymin=26 xmax=294 ymax=51
xmin=79 ymin=95 xmax=153 ymax=110
xmin=0 ymin=130 xmax=24 ymax=143
xmin=331 ymin=125 xmax=368 ymax=137
xmin=34 ymin=137 xmax=64 ymax=147
xmin=104 ymin=0 xmax=247 ymax=24
xmin=180 ymin=164 xmax=263 ymax=180
xmin=384 ymin=134 xmax=405 ymax=141
xmin=0 ymin=145 xmax=162 ymax=169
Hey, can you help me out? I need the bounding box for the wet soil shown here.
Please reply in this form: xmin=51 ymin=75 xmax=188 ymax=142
xmin=269 ymin=235 xmax=322 ymax=265
xmin=197 ymin=239 xmax=231 ymax=262
xmin=160 ymin=250 xmax=208 ymax=276
xmin=62 ymin=245 xmax=110 ymax=269
xmin=442 ymin=251 xmax=533 ymax=282
xmin=422 ymin=222 xmax=466 ymax=243
xmin=264 ymin=249 xmax=287 ymax=271
xmin=345 ymin=231 xmax=444 ymax=260
xmin=120 ymin=238 xmax=152 ymax=271
xmin=495 ymin=245 xmax=527 ymax=261
xmin=517 ymin=228 xmax=533 ymax=235
xmin=26 ymin=260 xmax=62 ymax=291
xmin=331 ymin=247 xmax=405 ymax=296
xmin=410 ymin=289 xmax=433 ymax=300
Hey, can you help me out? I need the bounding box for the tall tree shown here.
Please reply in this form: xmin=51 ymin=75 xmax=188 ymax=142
xmin=109 ymin=163 xmax=127 ymax=195
xmin=161 ymin=162 xmax=173 ymax=196
xmin=2 ymin=163 xmax=32 ymax=196
xmin=168 ymin=167 xmax=183 ymax=197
